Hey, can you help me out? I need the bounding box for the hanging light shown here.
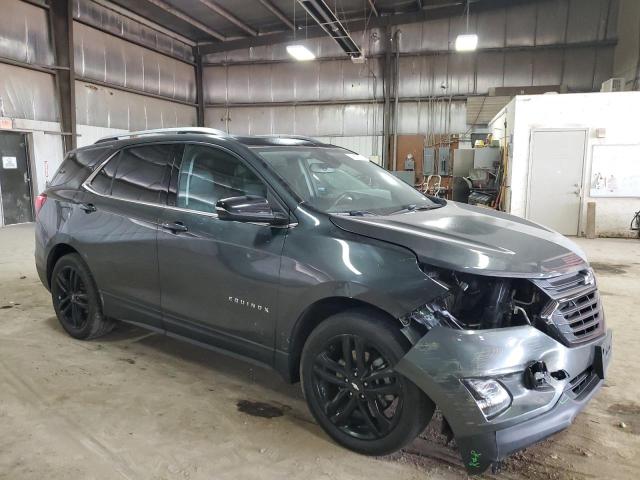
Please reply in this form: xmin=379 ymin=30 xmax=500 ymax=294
xmin=286 ymin=44 xmax=316 ymax=61
xmin=455 ymin=34 xmax=478 ymax=51
xmin=455 ymin=0 xmax=478 ymax=52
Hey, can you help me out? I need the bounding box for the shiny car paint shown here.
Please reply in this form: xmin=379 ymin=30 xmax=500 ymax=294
xmin=35 ymin=133 xmax=611 ymax=474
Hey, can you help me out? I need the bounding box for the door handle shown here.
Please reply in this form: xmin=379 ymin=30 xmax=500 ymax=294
xmin=161 ymin=221 xmax=188 ymax=233
xmin=79 ymin=203 xmax=96 ymax=213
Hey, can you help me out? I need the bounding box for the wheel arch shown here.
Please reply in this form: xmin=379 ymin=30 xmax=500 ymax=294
xmin=283 ymin=297 xmax=402 ymax=383
xmin=46 ymin=243 xmax=80 ymax=288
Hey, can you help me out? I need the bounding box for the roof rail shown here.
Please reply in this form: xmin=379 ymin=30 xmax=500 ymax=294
xmin=255 ymin=134 xmax=323 ymax=143
xmin=95 ymin=127 xmax=229 ymax=144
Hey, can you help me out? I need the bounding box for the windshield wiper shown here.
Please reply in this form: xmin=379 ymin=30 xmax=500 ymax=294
xmin=391 ymin=203 xmax=442 ymax=215
xmin=335 ymin=210 xmax=376 ymax=216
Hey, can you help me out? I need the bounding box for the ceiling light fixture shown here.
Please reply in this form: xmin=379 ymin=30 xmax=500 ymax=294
xmin=286 ymin=44 xmax=316 ymax=61
xmin=455 ymin=34 xmax=478 ymax=52
xmin=455 ymin=0 xmax=478 ymax=52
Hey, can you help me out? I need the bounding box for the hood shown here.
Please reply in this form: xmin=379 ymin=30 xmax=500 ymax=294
xmin=330 ymin=202 xmax=588 ymax=278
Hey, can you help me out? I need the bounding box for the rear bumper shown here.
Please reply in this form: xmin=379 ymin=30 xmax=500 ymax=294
xmin=395 ymin=326 xmax=612 ymax=474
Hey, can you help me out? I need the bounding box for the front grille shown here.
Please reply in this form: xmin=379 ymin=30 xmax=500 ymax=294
xmin=533 ymin=269 xmax=604 ymax=345
xmin=533 ymin=269 xmax=595 ymax=300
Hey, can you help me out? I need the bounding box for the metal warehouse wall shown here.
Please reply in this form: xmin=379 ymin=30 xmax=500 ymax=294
xmin=0 ymin=0 xmax=198 ymax=191
xmin=0 ymin=1 xmax=57 ymax=122
xmin=73 ymin=0 xmax=197 ymax=130
xmin=0 ymin=0 xmax=198 ymax=131
xmin=202 ymin=0 xmax=618 ymax=143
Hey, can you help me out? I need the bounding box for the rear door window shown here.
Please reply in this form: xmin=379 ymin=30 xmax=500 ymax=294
xmin=88 ymin=144 xmax=175 ymax=203
xmin=111 ymin=145 xmax=172 ymax=204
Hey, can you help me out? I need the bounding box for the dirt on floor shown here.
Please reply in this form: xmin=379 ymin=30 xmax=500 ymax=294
xmin=1 ymin=223 xmax=639 ymax=480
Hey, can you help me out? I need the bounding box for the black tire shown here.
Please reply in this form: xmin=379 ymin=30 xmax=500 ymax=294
xmin=51 ymin=253 xmax=114 ymax=340
xmin=300 ymin=309 xmax=434 ymax=456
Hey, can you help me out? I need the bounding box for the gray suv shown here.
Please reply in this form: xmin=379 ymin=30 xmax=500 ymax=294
xmin=35 ymin=128 xmax=612 ymax=474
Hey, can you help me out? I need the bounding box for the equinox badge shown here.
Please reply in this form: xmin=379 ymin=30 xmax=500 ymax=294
xmin=228 ymin=296 xmax=270 ymax=314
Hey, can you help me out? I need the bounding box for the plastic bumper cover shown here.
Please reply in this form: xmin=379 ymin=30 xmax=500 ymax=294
xmin=395 ymin=326 xmax=612 ymax=474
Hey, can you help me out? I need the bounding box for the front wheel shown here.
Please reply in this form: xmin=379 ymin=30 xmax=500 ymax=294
xmin=300 ymin=310 xmax=434 ymax=456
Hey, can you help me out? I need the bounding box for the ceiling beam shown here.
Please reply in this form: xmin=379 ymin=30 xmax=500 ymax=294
xmin=368 ymin=0 xmax=379 ymax=17
xmin=196 ymin=0 xmax=258 ymax=36
xmin=145 ymin=0 xmax=227 ymax=41
xmin=197 ymin=0 xmax=531 ymax=54
xmin=258 ymin=0 xmax=295 ymax=30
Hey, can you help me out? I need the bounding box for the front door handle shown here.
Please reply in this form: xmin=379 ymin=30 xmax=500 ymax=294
xmin=79 ymin=203 xmax=96 ymax=213
xmin=161 ymin=221 xmax=188 ymax=233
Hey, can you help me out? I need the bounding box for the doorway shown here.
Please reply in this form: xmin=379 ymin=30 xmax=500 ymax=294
xmin=527 ymin=129 xmax=587 ymax=236
xmin=0 ymin=131 xmax=34 ymax=226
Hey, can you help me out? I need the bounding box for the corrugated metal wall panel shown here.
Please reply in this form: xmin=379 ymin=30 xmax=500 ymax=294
xmin=476 ymin=9 xmax=506 ymax=49
xmin=293 ymin=106 xmax=318 ymax=135
xmin=319 ymin=61 xmax=344 ymax=100
xmin=566 ymin=0 xmax=609 ymax=43
xmin=0 ymin=1 xmax=54 ymax=66
xmin=535 ymin=0 xmax=569 ymax=45
xmin=476 ymin=52 xmax=505 ymax=94
xmin=532 ymin=50 xmax=563 ymax=85
xmin=200 ymin=0 xmax=615 ymax=138
xmin=75 ymin=80 xmax=196 ymax=130
xmin=506 ymin=3 xmax=537 ymax=47
xmin=563 ymin=48 xmax=597 ymax=90
xmin=73 ymin=0 xmax=193 ymax=62
xmin=593 ymin=46 xmax=615 ymax=88
xmin=270 ymin=64 xmax=295 ymax=102
xmin=294 ymin=62 xmax=320 ymax=101
xmin=74 ymin=22 xmax=196 ymax=104
xmin=503 ymin=51 xmax=533 ymax=87
xmin=421 ymin=17 xmax=450 ymax=51
xmin=0 ymin=64 xmax=58 ymax=122
xmin=204 ymin=104 xmax=383 ymax=137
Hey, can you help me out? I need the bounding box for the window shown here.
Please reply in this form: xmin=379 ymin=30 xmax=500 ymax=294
xmin=111 ymin=145 xmax=171 ymax=203
xmin=253 ymin=147 xmax=437 ymax=215
xmin=50 ymin=147 xmax=111 ymax=189
xmin=89 ymin=144 xmax=172 ymax=203
xmin=89 ymin=153 xmax=119 ymax=195
xmin=176 ymin=145 xmax=267 ymax=213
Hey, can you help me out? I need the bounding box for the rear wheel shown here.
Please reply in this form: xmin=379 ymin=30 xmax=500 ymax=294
xmin=51 ymin=253 xmax=114 ymax=340
xmin=300 ymin=310 xmax=434 ymax=456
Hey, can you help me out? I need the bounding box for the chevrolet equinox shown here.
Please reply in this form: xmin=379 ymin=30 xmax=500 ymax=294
xmin=35 ymin=128 xmax=612 ymax=474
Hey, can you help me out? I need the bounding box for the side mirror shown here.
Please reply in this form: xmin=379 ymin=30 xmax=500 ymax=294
xmin=215 ymin=195 xmax=289 ymax=226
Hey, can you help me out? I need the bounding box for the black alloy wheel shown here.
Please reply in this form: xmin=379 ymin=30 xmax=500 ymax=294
xmin=54 ymin=265 xmax=90 ymax=330
xmin=51 ymin=253 xmax=114 ymax=340
xmin=301 ymin=310 xmax=434 ymax=456
xmin=312 ymin=334 xmax=403 ymax=440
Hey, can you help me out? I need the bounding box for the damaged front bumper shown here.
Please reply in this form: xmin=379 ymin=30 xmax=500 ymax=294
xmin=395 ymin=325 xmax=613 ymax=474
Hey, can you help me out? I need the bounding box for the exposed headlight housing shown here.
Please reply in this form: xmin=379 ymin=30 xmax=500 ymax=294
xmin=462 ymin=378 xmax=512 ymax=419
xmin=403 ymin=301 xmax=464 ymax=330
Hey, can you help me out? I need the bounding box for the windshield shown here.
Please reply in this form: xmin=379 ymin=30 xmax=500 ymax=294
xmin=252 ymin=146 xmax=438 ymax=215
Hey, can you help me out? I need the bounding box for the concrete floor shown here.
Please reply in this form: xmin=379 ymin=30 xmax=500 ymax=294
xmin=1 ymin=223 xmax=639 ymax=480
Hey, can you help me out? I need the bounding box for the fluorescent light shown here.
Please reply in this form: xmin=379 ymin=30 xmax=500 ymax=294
xmin=455 ymin=33 xmax=478 ymax=52
xmin=286 ymin=45 xmax=316 ymax=61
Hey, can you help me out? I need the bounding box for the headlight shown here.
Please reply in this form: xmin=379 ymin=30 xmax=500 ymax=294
xmin=462 ymin=378 xmax=512 ymax=419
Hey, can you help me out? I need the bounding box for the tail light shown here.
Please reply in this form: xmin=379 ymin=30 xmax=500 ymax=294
xmin=35 ymin=193 xmax=47 ymax=216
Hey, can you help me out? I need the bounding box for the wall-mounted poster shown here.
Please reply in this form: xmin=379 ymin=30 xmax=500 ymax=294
xmin=590 ymin=144 xmax=640 ymax=197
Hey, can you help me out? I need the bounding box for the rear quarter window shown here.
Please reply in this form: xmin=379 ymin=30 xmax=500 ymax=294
xmin=49 ymin=146 xmax=113 ymax=189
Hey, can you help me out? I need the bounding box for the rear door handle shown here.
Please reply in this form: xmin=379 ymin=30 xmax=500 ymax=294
xmin=161 ymin=221 xmax=188 ymax=233
xmin=79 ymin=203 xmax=96 ymax=213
